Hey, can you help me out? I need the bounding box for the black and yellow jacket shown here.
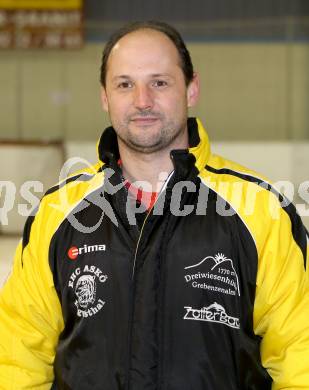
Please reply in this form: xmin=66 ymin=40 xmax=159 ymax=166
xmin=0 ymin=118 xmax=308 ymax=389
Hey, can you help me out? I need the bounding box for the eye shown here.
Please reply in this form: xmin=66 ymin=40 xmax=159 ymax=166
xmin=117 ymin=81 xmax=133 ymax=89
xmin=153 ymin=80 xmax=168 ymax=88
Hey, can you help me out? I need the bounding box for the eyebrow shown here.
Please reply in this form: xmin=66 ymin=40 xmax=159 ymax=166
xmin=112 ymin=75 xmax=130 ymax=80
xmin=149 ymin=73 xmax=171 ymax=78
xmin=112 ymin=73 xmax=172 ymax=82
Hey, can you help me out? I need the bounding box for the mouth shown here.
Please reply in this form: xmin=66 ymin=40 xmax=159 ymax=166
xmin=130 ymin=117 xmax=159 ymax=125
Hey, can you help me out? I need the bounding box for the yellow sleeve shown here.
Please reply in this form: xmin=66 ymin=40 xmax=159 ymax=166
xmin=0 ymin=210 xmax=64 ymax=389
xmin=254 ymin=206 xmax=309 ymax=389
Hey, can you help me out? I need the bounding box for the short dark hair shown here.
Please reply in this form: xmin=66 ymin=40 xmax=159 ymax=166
xmin=100 ymin=21 xmax=194 ymax=87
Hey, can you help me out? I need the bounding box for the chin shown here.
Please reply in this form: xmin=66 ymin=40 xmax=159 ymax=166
xmin=128 ymin=139 xmax=164 ymax=154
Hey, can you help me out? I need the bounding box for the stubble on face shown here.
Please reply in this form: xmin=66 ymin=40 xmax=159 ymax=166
xmin=114 ymin=110 xmax=188 ymax=154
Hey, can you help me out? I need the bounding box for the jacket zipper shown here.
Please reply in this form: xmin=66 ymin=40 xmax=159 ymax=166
xmin=131 ymin=171 xmax=174 ymax=279
xmin=126 ymin=172 xmax=174 ymax=390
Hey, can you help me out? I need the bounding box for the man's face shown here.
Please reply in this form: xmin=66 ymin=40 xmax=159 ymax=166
xmin=101 ymin=29 xmax=199 ymax=154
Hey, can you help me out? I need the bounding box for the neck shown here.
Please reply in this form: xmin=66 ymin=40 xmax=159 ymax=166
xmin=118 ymin=132 xmax=189 ymax=193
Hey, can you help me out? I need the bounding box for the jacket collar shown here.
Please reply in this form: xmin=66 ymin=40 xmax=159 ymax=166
xmin=188 ymin=117 xmax=211 ymax=173
xmin=97 ymin=117 xmax=211 ymax=174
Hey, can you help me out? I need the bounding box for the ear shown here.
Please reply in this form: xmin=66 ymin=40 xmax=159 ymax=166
xmin=187 ymin=72 xmax=200 ymax=108
xmin=100 ymin=87 xmax=109 ymax=112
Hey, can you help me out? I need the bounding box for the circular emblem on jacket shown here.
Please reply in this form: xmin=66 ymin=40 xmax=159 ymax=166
xmin=68 ymin=264 xmax=108 ymax=318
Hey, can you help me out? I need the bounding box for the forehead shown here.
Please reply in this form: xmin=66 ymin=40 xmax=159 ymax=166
xmin=106 ymin=29 xmax=181 ymax=77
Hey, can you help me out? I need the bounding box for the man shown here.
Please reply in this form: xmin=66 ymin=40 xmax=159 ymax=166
xmin=0 ymin=21 xmax=308 ymax=389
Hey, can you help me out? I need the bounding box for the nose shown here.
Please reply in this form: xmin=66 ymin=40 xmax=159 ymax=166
xmin=133 ymin=84 xmax=153 ymax=111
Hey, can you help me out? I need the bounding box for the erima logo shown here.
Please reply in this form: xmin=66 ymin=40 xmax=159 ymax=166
xmin=68 ymin=244 xmax=106 ymax=260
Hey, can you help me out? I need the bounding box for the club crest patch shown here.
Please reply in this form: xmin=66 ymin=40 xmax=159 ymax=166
xmin=68 ymin=265 xmax=108 ymax=318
